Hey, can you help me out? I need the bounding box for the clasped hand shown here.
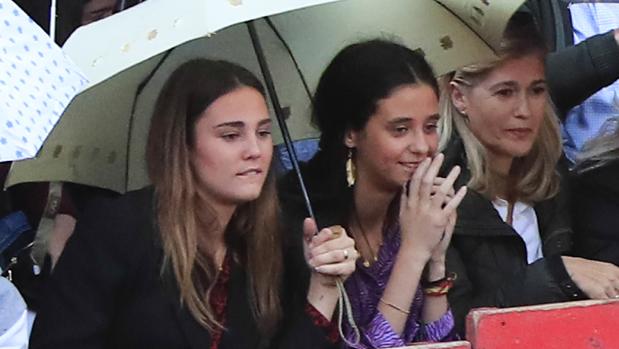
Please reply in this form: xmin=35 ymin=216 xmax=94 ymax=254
xmin=304 ymin=218 xmax=357 ymax=286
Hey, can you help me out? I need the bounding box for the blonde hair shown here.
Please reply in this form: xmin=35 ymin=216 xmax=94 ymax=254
xmin=146 ymin=60 xmax=282 ymax=335
xmin=438 ymin=14 xmax=562 ymax=203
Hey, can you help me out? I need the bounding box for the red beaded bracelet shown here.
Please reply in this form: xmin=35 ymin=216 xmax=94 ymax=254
xmin=422 ymin=272 xmax=457 ymax=297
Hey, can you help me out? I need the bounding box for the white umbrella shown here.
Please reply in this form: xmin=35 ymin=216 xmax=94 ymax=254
xmin=5 ymin=0 xmax=524 ymax=193
xmin=0 ymin=0 xmax=87 ymax=162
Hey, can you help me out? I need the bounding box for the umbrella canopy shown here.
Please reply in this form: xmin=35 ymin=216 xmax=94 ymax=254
xmin=6 ymin=0 xmax=524 ymax=193
xmin=0 ymin=0 xmax=87 ymax=162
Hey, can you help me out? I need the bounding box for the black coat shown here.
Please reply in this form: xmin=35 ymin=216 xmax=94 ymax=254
xmin=30 ymin=187 xmax=334 ymax=349
xmin=525 ymin=0 xmax=619 ymax=118
xmin=570 ymin=160 xmax=619 ymax=266
xmin=441 ymin=139 xmax=587 ymax=336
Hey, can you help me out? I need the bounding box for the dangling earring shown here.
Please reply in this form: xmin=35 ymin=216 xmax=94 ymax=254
xmin=346 ymin=148 xmax=356 ymax=187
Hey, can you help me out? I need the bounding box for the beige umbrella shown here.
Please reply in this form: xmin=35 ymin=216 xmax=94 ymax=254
xmin=6 ymin=0 xmax=524 ymax=193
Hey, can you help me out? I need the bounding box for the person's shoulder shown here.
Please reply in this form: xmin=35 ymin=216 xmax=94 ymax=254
xmin=276 ymin=168 xmax=299 ymax=194
xmin=75 ymin=186 xmax=156 ymax=245
xmin=572 ymin=159 xmax=619 ymax=194
xmin=277 ymin=164 xmax=312 ymax=208
xmin=455 ymin=188 xmax=493 ymax=221
xmin=83 ymin=186 xmax=154 ymax=217
xmin=109 ymin=185 xmax=154 ymax=205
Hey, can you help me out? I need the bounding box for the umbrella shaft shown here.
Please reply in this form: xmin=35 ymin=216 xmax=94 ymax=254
xmin=246 ymin=20 xmax=315 ymax=222
xmin=50 ymin=0 xmax=57 ymax=41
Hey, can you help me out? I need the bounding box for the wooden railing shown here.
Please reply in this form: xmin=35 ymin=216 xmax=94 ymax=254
xmin=395 ymin=299 xmax=619 ymax=349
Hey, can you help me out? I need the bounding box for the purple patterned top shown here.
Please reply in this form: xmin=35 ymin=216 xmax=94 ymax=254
xmin=343 ymin=225 xmax=455 ymax=348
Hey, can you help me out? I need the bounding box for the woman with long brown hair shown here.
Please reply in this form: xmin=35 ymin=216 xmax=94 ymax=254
xmin=30 ymin=59 xmax=356 ymax=349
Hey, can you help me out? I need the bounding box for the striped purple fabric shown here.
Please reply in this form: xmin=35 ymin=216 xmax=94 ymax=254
xmin=343 ymin=225 xmax=455 ymax=348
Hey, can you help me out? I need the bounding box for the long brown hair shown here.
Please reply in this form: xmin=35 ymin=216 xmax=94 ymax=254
xmin=438 ymin=13 xmax=562 ymax=202
xmin=145 ymin=59 xmax=282 ymax=335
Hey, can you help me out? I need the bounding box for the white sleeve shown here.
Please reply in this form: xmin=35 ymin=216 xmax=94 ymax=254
xmin=0 ymin=278 xmax=29 ymax=349
xmin=0 ymin=310 xmax=29 ymax=349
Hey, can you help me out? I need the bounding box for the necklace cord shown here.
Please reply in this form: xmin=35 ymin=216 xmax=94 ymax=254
xmin=352 ymin=207 xmax=380 ymax=266
xmin=336 ymin=278 xmax=360 ymax=346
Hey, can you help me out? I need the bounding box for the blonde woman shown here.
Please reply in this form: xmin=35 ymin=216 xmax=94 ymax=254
xmin=30 ymin=59 xmax=356 ymax=349
xmin=438 ymin=13 xmax=619 ymax=335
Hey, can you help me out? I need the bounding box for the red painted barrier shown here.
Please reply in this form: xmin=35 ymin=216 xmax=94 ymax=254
xmin=396 ymin=341 xmax=471 ymax=349
xmin=466 ymin=299 xmax=619 ymax=349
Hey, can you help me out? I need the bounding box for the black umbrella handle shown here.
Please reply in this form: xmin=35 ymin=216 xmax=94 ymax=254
xmin=246 ymin=20 xmax=315 ymax=222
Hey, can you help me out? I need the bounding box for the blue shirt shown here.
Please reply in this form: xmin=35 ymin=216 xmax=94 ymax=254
xmin=563 ymin=3 xmax=619 ymax=163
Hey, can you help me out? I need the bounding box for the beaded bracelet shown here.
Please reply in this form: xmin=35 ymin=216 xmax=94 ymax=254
xmin=423 ymin=272 xmax=457 ymax=297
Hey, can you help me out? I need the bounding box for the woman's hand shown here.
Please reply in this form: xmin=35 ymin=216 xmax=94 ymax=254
xmin=304 ymin=218 xmax=357 ymax=284
xmin=304 ymin=218 xmax=357 ymax=319
xmin=426 ymin=209 xmax=457 ymax=279
xmin=562 ymin=256 xmax=619 ymax=299
xmin=399 ymin=153 xmax=467 ymax=263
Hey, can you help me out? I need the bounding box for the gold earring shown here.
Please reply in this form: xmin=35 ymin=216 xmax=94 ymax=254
xmin=346 ymin=148 xmax=356 ymax=187
xmin=459 ymin=110 xmax=469 ymax=122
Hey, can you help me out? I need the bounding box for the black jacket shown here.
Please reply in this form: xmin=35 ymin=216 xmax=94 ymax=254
xmin=570 ymin=160 xmax=619 ymax=266
xmin=30 ymin=187 xmax=334 ymax=349
xmin=441 ymin=138 xmax=587 ymax=336
xmin=525 ymin=0 xmax=619 ymax=118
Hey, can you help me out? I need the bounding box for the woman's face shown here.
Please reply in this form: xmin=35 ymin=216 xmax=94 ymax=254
xmin=191 ymin=86 xmax=273 ymax=208
xmin=346 ymin=83 xmax=439 ymax=192
xmin=452 ymin=54 xmax=547 ymax=170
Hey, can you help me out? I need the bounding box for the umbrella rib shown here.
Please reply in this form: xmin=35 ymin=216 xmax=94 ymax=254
xmin=434 ymin=0 xmax=494 ymax=53
xmin=264 ymin=17 xmax=314 ymax=105
xmin=246 ymin=20 xmax=315 ymax=221
xmin=125 ymin=49 xmax=174 ymax=192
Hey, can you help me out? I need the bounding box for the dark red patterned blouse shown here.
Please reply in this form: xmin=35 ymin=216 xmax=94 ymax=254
xmin=209 ymin=255 xmax=232 ymax=349
xmin=208 ymin=256 xmax=338 ymax=348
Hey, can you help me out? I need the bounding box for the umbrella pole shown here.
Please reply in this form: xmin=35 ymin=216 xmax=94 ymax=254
xmin=246 ymin=20 xmax=360 ymax=346
xmin=49 ymin=0 xmax=57 ymax=42
xmin=246 ymin=20 xmax=315 ymax=221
